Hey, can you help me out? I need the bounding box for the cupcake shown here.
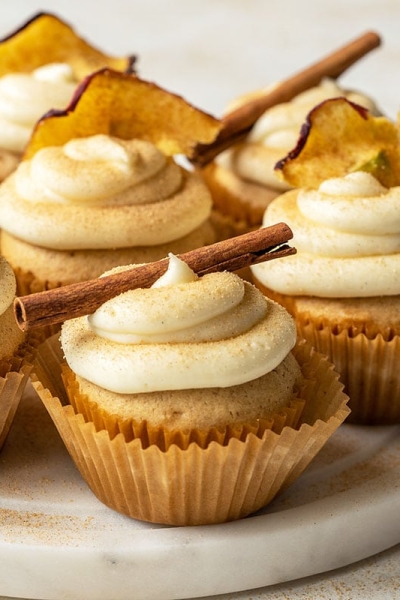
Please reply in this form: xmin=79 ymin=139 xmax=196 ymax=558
xmin=251 ymin=97 xmax=400 ymax=425
xmin=0 ymin=68 xmax=221 ymax=296
xmin=31 ymin=252 xmax=349 ymax=526
xmin=201 ymin=78 xmax=380 ymax=239
xmin=0 ymin=256 xmax=36 ymax=448
xmin=0 ymin=12 xmax=135 ymax=181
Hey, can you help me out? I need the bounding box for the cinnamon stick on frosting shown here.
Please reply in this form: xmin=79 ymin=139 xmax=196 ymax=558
xmin=14 ymin=222 xmax=295 ymax=332
xmin=192 ymin=30 xmax=381 ymax=166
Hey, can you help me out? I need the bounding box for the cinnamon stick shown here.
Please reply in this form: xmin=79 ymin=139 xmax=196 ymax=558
xmin=192 ymin=31 xmax=381 ymax=166
xmin=14 ymin=222 xmax=295 ymax=332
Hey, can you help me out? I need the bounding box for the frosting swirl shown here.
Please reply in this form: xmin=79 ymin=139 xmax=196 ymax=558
xmin=0 ymin=256 xmax=16 ymax=316
xmin=0 ymin=63 xmax=77 ymax=153
xmin=0 ymin=135 xmax=212 ymax=250
xmin=251 ymin=172 xmax=400 ymax=297
xmin=61 ymin=255 xmax=296 ymax=393
xmin=216 ymin=78 xmax=380 ymax=190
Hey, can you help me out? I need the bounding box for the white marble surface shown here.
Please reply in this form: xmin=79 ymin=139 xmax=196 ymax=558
xmin=1 ymin=387 xmax=400 ymax=600
xmin=1 ymin=1 xmax=400 ymax=599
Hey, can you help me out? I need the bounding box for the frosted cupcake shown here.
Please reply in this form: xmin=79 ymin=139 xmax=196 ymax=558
xmin=0 ymin=256 xmax=35 ymax=448
xmin=0 ymin=12 xmax=134 ymax=181
xmin=0 ymin=69 xmax=221 ymax=295
xmin=201 ymin=78 xmax=380 ymax=238
xmin=31 ymin=253 xmax=349 ymax=526
xmin=252 ymin=98 xmax=400 ymax=424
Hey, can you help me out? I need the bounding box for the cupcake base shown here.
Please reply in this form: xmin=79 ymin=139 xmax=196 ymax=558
xmin=253 ymin=282 xmax=400 ymax=425
xmin=300 ymin=322 xmax=400 ymax=425
xmin=31 ymin=335 xmax=349 ymax=526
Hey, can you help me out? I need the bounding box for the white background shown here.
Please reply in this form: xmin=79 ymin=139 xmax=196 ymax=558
xmin=1 ymin=0 xmax=399 ymax=121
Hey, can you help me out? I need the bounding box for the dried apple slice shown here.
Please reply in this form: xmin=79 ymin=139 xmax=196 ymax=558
xmin=23 ymin=68 xmax=222 ymax=160
xmin=275 ymin=98 xmax=400 ymax=189
xmin=0 ymin=12 xmax=135 ymax=78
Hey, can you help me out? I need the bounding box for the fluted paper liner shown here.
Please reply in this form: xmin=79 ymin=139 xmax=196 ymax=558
xmin=0 ymin=340 xmax=36 ymax=449
xmin=31 ymin=335 xmax=349 ymax=526
xmin=61 ymin=363 xmax=306 ymax=449
xmin=298 ymin=320 xmax=400 ymax=425
xmin=252 ymin=282 xmax=400 ymax=425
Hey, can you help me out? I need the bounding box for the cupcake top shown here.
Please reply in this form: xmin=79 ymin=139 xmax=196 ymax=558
xmin=251 ymin=97 xmax=400 ymax=299
xmin=0 ymin=134 xmax=212 ymax=250
xmin=0 ymin=63 xmax=77 ymax=154
xmin=251 ymin=171 xmax=400 ymax=297
xmin=0 ymin=68 xmax=222 ymax=253
xmin=216 ymin=78 xmax=380 ymax=191
xmin=61 ymin=254 xmax=297 ymax=395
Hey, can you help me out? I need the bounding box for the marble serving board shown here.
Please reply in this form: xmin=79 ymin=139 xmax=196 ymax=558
xmin=1 ymin=384 xmax=400 ymax=600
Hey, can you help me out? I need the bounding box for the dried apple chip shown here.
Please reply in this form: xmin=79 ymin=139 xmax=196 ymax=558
xmin=0 ymin=12 xmax=135 ymax=79
xmin=23 ymin=68 xmax=222 ymax=160
xmin=275 ymin=97 xmax=400 ymax=189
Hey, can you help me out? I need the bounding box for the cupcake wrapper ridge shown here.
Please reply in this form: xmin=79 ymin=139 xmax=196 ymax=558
xmin=31 ymin=336 xmax=350 ymax=526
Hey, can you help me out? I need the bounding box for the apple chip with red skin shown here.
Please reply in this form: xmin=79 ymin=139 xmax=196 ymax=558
xmin=275 ymin=97 xmax=400 ymax=189
xmin=0 ymin=12 xmax=135 ymax=79
xmin=23 ymin=68 xmax=222 ymax=160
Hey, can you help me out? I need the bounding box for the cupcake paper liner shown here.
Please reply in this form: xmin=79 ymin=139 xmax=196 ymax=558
xmin=31 ymin=335 xmax=350 ymax=526
xmin=252 ymin=281 xmax=400 ymax=425
xmin=299 ymin=320 xmax=400 ymax=425
xmin=0 ymin=339 xmax=37 ymax=449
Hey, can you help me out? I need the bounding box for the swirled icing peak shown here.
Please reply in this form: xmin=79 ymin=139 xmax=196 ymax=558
xmin=0 ymin=133 xmax=211 ymax=250
xmin=216 ymin=79 xmax=380 ymax=190
xmin=248 ymin=78 xmax=379 ymax=145
xmin=0 ymin=63 xmax=76 ymax=153
xmin=88 ymin=254 xmax=259 ymax=344
xmin=61 ymin=255 xmax=296 ymax=393
xmin=252 ymin=172 xmax=400 ymax=297
xmin=14 ymin=135 xmax=168 ymax=204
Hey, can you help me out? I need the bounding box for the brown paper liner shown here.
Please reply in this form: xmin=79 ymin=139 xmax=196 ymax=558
xmin=252 ymin=282 xmax=400 ymax=425
xmin=0 ymin=338 xmax=37 ymax=449
xmin=31 ymin=336 xmax=349 ymax=526
xmin=297 ymin=321 xmax=400 ymax=425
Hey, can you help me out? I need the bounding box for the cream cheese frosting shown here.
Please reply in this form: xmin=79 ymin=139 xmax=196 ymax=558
xmin=61 ymin=255 xmax=296 ymax=394
xmin=251 ymin=171 xmax=400 ymax=297
xmin=0 ymin=134 xmax=212 ymax=250
xmin=0 ymin=63 xmax=77 ymax=154
xmin=0 ymin=256 xmax=16 ymax=316
xmin=216 ymin=78 xmax=380 ymax=190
